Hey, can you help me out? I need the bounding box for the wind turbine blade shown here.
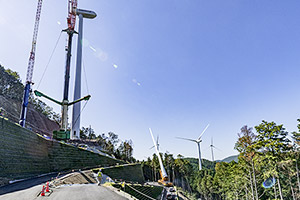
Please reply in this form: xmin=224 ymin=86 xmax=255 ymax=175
xmin=198 ymin=124 xmax=209 ymax=140
xmin=149 ymin=128 xmax=158 ymax=151
xmin=211 ymin=137 xmax=213 ymax=145
xmin=149 ymin=145 xmax=155 ymax=150
xmin=149 ymin=128 xmax=168 ymax=178
xmin=176 ymin=137 xmax=197 ymax=143
xmin=213 ymin=146 xmax=222 ymax=151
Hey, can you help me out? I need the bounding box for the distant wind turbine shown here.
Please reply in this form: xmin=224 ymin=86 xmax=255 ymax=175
xmin=209 ymin=137 xmax=221 ymax=162
xmin=210 ymin=137 xmax=215 ymax=162
xmin=176 ymin=124 xmax=209 ymax=170
xmin=150 ymin=135 xmax=159 ymax=151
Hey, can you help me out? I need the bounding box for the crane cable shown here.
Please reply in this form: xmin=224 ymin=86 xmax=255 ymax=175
xmin=71 ymin=100 xmax=88 ymax=130
xmin=36 ymin=31 xmax=63 ymax=89
xmin=82 ymin=59 xmax=90 ymax=94
xmin=71 ymin=56 xmax=90 ymax=130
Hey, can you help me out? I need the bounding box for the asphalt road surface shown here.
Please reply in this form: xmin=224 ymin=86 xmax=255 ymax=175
xmin=0 ymin=173 xmax=60 ymax=195
xmin=0 ymin=184 xmax=128 ymax=200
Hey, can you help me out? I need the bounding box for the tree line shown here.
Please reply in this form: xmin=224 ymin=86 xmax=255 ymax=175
xmin=142 ymin=120 xmax=300 ymax=200
xmin=0 ymin=64 xmax=61 ymax=124
xmin=142 ymin=153 xmax=196 ymax=194
xmin=186 ymin=120 xmax=299 ymax=200
xmin=80 ymin=126 xmax=135 ymax=163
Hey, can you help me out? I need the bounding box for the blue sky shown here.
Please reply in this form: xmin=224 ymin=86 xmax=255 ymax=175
xmin=1 ymin=0 xmax=300 ymax=161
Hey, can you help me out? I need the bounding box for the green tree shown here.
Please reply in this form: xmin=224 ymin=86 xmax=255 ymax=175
xmin=235 ymin=125 xmax=258 ymax=200
xmin=291 ymin=119 xmax=300 ymax=197
xmin=253 ymin=120 xmax=291 ymax=200
xmin=0 ymin=65 xmax=24 ymax=100
xmin=80 ymin=126 xmax=96 ymax=139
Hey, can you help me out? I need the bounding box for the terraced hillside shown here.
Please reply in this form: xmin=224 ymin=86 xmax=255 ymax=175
xmin=95 ymin=164 xmax=145 ymax=184
xmin=112 ymin=183 xmax=163 ymax=200
xmin=0 ymin=116 xmax=124 ymax=186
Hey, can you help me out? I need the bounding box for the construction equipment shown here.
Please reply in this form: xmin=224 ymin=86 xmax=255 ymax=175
xmin=19 ymin=0 xmax=43 ymax=127
xmin=60 ymin=0 xmax=78 ymax=133
xmin=34 ymin=0 xmax=77 ymax=139
xmin=34 ymin=0 xmax=93 ymax=140
xmin=34 ymin=90 xmax=90 ymax=139
xmin=149 ymin=128 xmax=173 ymax=187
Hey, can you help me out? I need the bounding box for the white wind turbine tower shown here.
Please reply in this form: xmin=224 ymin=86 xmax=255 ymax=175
xmin=209 ymin=137 xmax=221 ymax=162
xmin=176 ymin=124 xmax=209 ymax=170
xmin=210 ymin=137 xmax=215 ymax=162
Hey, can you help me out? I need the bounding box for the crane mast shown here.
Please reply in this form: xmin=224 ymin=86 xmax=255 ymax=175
xmin=68 ymin=0 xmax=77 ymax=31
xmin=33 ymin=0 xmax=91 ymax=140
xmin=61 ymin=0 xmax=77 ymax=132
xmin=19 ymin=0 xmax=43 ymax=127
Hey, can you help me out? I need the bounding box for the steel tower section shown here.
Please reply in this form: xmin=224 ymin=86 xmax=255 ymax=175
xmin=71 ymin=14 xmax=83 ymax=139
xmin=71 ymin=9 xmax=97 ymax=139
xmin=20 ymin=0 xmax=43 ymax=127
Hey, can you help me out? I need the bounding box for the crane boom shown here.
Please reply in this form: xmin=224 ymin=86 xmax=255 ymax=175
xmin=20 ymin=0 xmax=43 ymax=127
xmin=149 ymin=128 xmax=168 ymax=178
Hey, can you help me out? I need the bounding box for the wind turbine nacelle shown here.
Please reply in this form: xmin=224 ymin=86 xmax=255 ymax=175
xmin=76 ymin=9 xmax=97 ymax=19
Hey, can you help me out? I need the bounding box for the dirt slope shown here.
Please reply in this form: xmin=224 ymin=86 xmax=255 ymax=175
xmin=0 ymin=95 xmax=59 ymax=136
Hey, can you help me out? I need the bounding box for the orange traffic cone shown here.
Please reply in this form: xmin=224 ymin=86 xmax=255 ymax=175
xmin=46 ymin=182 xmax=50 ymax=192
xmin=41 ymin=185 xmax=45 ymax=196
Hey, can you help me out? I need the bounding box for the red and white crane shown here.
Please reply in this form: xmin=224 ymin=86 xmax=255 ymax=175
xmin=20 ymin=0 xmax=43 ymax=127
xmin=34 ymin=0 xmax=91 ymax=140
xmin=25 ymin=0 xmax=93 ymax=140
xmin=60 ymin=0 xmax=78 ymax=132
xmin=67 ymin=0 xmax=77 ymax=31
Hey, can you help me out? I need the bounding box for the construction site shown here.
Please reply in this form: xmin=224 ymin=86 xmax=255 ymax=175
xmin=0 ymin=0 xmax=184 ymax=199
xmin=2 ymin=0 xmax=299 ymax=200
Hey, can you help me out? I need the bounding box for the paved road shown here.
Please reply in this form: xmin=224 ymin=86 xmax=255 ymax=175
xmin=0 ymin=184 xmax=128 ymax=200
xmin=0 ymin=173 xmax=60 ymax=195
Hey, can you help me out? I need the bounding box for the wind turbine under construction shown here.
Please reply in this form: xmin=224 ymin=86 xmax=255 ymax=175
xmin=176 ymin=124 xmax=209 ymax=170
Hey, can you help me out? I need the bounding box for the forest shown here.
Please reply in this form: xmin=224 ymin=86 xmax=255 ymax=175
xmin=142 ymin=121 xmax=300 ymax=200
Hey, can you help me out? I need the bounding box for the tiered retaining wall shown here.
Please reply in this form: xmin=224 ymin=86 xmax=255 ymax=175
xmin=101 ymin=164 xmax=145 ymax=183
xmin=0 ymin=117 xmax=123 ymax=186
